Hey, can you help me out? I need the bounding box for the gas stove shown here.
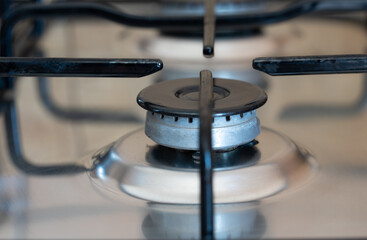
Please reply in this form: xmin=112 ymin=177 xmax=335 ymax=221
xmin=1 ymin=0 xmax=367 ymax=239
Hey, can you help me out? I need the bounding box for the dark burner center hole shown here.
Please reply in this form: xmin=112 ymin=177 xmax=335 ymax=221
xmin=146 ymin=141 xmax=260 ymax=171
xmin=175 ymin=85 xmax=230 ymax=101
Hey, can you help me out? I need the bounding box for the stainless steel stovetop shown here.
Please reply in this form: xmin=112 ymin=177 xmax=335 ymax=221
xmin=1 ymin=2 xmax=367 ymax=239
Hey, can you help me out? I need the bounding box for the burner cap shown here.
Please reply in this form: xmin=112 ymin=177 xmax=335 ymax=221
xmin=137 ymin=78 xmax=267 ymax=117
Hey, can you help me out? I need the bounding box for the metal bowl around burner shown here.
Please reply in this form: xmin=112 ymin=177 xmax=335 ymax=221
xmin=88 ymin=127 xmax=317 ymax=204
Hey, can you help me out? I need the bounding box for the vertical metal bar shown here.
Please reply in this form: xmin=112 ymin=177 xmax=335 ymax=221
xmin=3 ymin=97 xmax=87 ymax=175
xmin=32 ymin=0 xmax=45 ymax=37
xmin=199 ymin=70 xmax=214 ymax=240
xmin=0 ymin=0 xmax=11 ymax=16
xmin=203 ymin=0 xmax=216 ymax=58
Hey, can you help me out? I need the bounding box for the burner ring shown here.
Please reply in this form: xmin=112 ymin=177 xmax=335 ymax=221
xmin=145 ymin=110 xmax=259 ymax=150
xmin=137 ymin=78 xmax=267 ymax=117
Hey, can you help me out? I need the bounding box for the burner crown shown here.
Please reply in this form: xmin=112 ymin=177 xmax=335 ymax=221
xmin=137 ymin=78 xmax=267 ymax=117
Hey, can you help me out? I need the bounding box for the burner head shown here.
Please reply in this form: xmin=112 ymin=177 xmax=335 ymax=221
xmin=137 ymin=78 xmax=267 ymax=150
xmin=137 ymin=78 xmax=267 ymax=117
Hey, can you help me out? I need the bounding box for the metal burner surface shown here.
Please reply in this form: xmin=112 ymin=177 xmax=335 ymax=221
xmin=137 ymin=78 xmax=267 ymax=150
xmin=137 ymin=78 xmax=267 ymax=117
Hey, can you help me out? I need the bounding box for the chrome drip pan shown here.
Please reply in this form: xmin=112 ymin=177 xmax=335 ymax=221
xmin=88 ymin=127 xmax=317 ymax=204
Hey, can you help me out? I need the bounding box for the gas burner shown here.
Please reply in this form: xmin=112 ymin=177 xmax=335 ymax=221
xmin=137 ymin=78 xmax=267 ymax=150
xmin=88 ymin=78 xmax=316 ymax=204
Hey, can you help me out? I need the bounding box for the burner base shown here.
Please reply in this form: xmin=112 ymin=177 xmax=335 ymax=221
xmin=88 ymin=127 xmax=317 ymax=204
xmin=145 ymin=111 xmax=260 ymax=150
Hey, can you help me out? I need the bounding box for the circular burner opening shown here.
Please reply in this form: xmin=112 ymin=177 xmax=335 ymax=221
xmin=175 ymin=85 xmax=230 ymax=101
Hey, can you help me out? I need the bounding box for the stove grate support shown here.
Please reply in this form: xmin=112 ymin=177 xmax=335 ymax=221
xmin=253 ymin=55 xmax=367 ymax=76
xmin=1 ymin=2 xmax=161 ymax=122
xmin=203 ymin=0 xmax=215 ymax=58
xmin=199 ymin=70 xmax=214 ymax=240
xmin=0 ymin=57 xmax=163 ymax=175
